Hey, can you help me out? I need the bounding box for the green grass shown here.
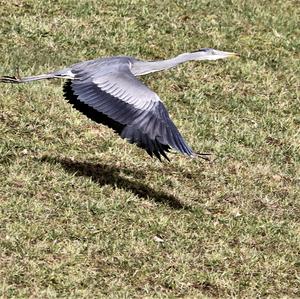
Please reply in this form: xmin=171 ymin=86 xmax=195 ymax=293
xmin=0 ymin=0 xmax=299 ymax=298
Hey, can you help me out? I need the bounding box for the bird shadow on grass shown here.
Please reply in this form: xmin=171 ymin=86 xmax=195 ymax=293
xmin=40 ymin=155 xmax=189 ymax=210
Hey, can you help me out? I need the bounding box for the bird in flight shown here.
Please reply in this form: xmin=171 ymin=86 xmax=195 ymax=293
xmin=0 ymin=48 xmax=237 ymax=161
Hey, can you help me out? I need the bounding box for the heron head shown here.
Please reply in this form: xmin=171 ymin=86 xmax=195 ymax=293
xmin=192 ymin=48 xmax=239 ymax=60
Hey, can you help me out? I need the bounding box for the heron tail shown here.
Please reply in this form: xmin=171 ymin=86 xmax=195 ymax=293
xmin=0 ymin=73 xmax=57 ymax=84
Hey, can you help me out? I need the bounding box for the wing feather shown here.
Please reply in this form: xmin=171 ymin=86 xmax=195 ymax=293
xmin=63 ymin=58 xmax=195 ymax=160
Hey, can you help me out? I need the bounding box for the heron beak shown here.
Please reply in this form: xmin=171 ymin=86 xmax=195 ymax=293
xmin=211 ymin=50 xmax=240 ymax=60
xmin=226 ymin=52 xmax=239 ymax=58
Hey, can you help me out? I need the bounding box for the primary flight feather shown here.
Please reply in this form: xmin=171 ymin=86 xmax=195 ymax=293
xmin=0 ymin=48 xmax=237 ymax=161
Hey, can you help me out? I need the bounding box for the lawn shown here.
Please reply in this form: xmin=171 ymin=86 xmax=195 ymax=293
xmin=0 ymin=0 xmax=299 ymax=298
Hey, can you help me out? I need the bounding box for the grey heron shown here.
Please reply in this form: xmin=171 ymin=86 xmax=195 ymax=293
xmin=0 ymin=48 xmax=237 ymax=161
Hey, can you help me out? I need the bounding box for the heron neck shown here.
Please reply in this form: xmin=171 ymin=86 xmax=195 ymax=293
xmin=132 ymin=53 xmax=197 ymax=76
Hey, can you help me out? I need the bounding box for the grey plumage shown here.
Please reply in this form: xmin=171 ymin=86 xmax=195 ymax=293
xmin=0 ymin=48 xmax=237 ymax=161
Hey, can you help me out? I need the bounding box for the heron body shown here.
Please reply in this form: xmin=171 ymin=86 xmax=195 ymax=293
xmin=0 ymin=48 xmax=237 ymax=161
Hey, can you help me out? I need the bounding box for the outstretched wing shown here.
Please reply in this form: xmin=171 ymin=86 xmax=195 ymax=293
xmin=63 ymin=59 xmax=195 ymax=160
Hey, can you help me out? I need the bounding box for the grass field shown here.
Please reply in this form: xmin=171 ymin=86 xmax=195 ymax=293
xmin=0 ymin=0 xmax=299 ymax=298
